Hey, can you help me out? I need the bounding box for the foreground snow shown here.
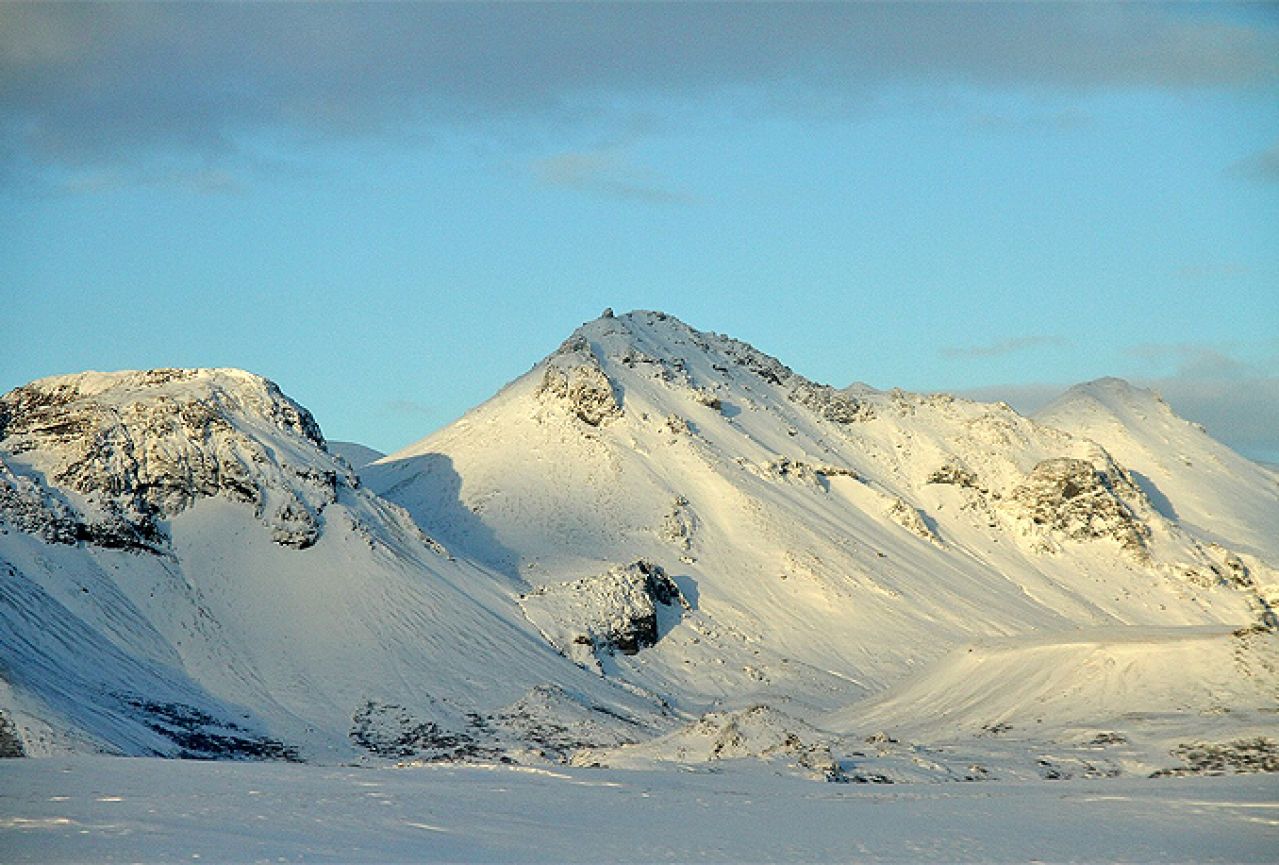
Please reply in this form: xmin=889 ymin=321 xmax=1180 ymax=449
xmin=1 ymin=757 xmax=1276 ymax=863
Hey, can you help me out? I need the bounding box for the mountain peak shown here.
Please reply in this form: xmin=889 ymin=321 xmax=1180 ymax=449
xmin=1045 ymin=377 xmax=1168 ymax=416
xmin=1 ymin=367 xmax=324 ymax=448
xmin=556 ymin=309 xmax=801 ymax=389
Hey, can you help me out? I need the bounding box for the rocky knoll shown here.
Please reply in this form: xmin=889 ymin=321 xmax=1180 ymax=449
xmin=1006 ymin=457 xmax=1151 ymax=557
xmin=0 ymin=369 xmax=351 ymax=551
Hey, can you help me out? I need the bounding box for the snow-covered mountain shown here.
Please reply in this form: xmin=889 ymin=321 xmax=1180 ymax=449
xmin=366 ymin=310 xmax=1278 ymax=775
xmin=3 ymin=312 xmax=1276 ymax=781
xmin=0 ymin=369 xmax=666 ymax=762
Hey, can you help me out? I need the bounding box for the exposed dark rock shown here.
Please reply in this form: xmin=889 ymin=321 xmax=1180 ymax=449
xmin=349 ymin=701 xmax=479 ymax=760
xmin=1006 ymin=457 xmax=1150 ymax=555
xmin=884 ymin=497 xmax=941 ymax=545
xmin=538 ymin=337 xmax=622 ymax=426
xmin=789 ymin=381 xmax=874 ymax=423
xmin=926 ymin=462 xmax=980 ymax=489
xmin=0 ymin=710 xmax=25 ymax=758
xmin=519 ymin=560 xmax=688 ymax=662
xmin=659 ymin=495 xmax=697 ymax=551
xmin=0 ymin=370 xmax=348 ymax=552
xmin=120 ymin=697 xmax=299 ymax=761
xmin=1152 ymin=738 xmax=1279 ymax=776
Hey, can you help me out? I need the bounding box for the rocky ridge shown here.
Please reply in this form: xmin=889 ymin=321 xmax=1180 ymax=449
xmin=0 ymin=369 xmax=346 ymax=551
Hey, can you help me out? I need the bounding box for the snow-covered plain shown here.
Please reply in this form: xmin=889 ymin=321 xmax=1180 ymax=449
xmin=2 ymin=757 xmax=1277 ymax=863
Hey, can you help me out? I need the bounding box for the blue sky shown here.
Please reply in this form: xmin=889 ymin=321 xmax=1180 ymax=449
xmin=2 ymin=3 xmax=1276 ymax=459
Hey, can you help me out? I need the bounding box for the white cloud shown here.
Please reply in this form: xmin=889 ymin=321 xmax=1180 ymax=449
xmin=940 ymin=336 xmax=1068 ymax=360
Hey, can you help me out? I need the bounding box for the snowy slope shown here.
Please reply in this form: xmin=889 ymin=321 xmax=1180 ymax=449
xmin=367 ymin=311 xmax=1277 ymax=747
xmin=0 ymin=369 xmax=666 ymax=761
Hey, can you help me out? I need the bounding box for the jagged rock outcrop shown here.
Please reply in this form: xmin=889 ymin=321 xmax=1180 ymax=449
xmin=0 ymin=710 xmax=24 ymax=758
xmin=538 ymin=336 xmax=622 ymax=426
xmin=519 ymin=560 xmax=687 ymax=665
xmin=925 ymin=460 xmax=980 ymax=489
xmin=1006 ymin=457 xmax=1150 ymax=556
xmin=659 ymin=495 xmax=697 ymax=552
xmin=0 ymin=369 xmax=350 ymax=551
xmin=750 ymin=457 xmax=859 ymax=488
xmin=884 ymin=497 xmax=941 ymax=545
xmin=789 ymin=380 xmax=874 ymax=424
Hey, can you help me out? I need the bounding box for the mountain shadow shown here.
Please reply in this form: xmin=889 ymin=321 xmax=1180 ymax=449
xmin=366 ymin=452 xmax=522 ymax=580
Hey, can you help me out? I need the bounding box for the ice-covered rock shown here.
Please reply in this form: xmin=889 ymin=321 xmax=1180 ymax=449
xmin=884 ymin=497 xmax=940 ymax=545
xmin=537 ymin=336 xmax=622 ymax=426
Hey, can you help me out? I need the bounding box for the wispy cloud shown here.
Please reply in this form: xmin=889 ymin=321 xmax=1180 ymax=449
xmin=58 ymin=167 xmax=242 ymax=196
xmin=1228 ymin=140 xmax=1279 ymax=183
xmin=940 ymin=336 xmax=1068 ymax=360
xmin=532 ymin=147 xmax=693 ymax=205
xmin=384 ymin=399 xmax=434 ymax=417
xmin=1 ymin=4 xmax=1275 ymax=184
xmin=1124 ymin=341 xmax=1263 ymax=379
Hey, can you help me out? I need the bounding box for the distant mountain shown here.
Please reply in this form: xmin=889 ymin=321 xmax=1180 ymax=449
xmin=327 ymin=440 xmax=385 ymax=470
xmin=4 ymin=315 xmax=1277 ymax=781
xmin=1037 ymin=377 xmax=1279 ymax=565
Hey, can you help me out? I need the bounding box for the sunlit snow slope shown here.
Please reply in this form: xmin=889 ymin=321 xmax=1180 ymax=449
xmin=368 ymin=311 xmax=1278 ymax=729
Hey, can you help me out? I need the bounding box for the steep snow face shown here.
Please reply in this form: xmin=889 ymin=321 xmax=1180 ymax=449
xmin=0 ymin=369 xmax=666 ymax=761
xmin=1037 ymin=378 xmax=1279 ymax=568
xmin=368 ymin=312 xmax=1273 ymax=717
